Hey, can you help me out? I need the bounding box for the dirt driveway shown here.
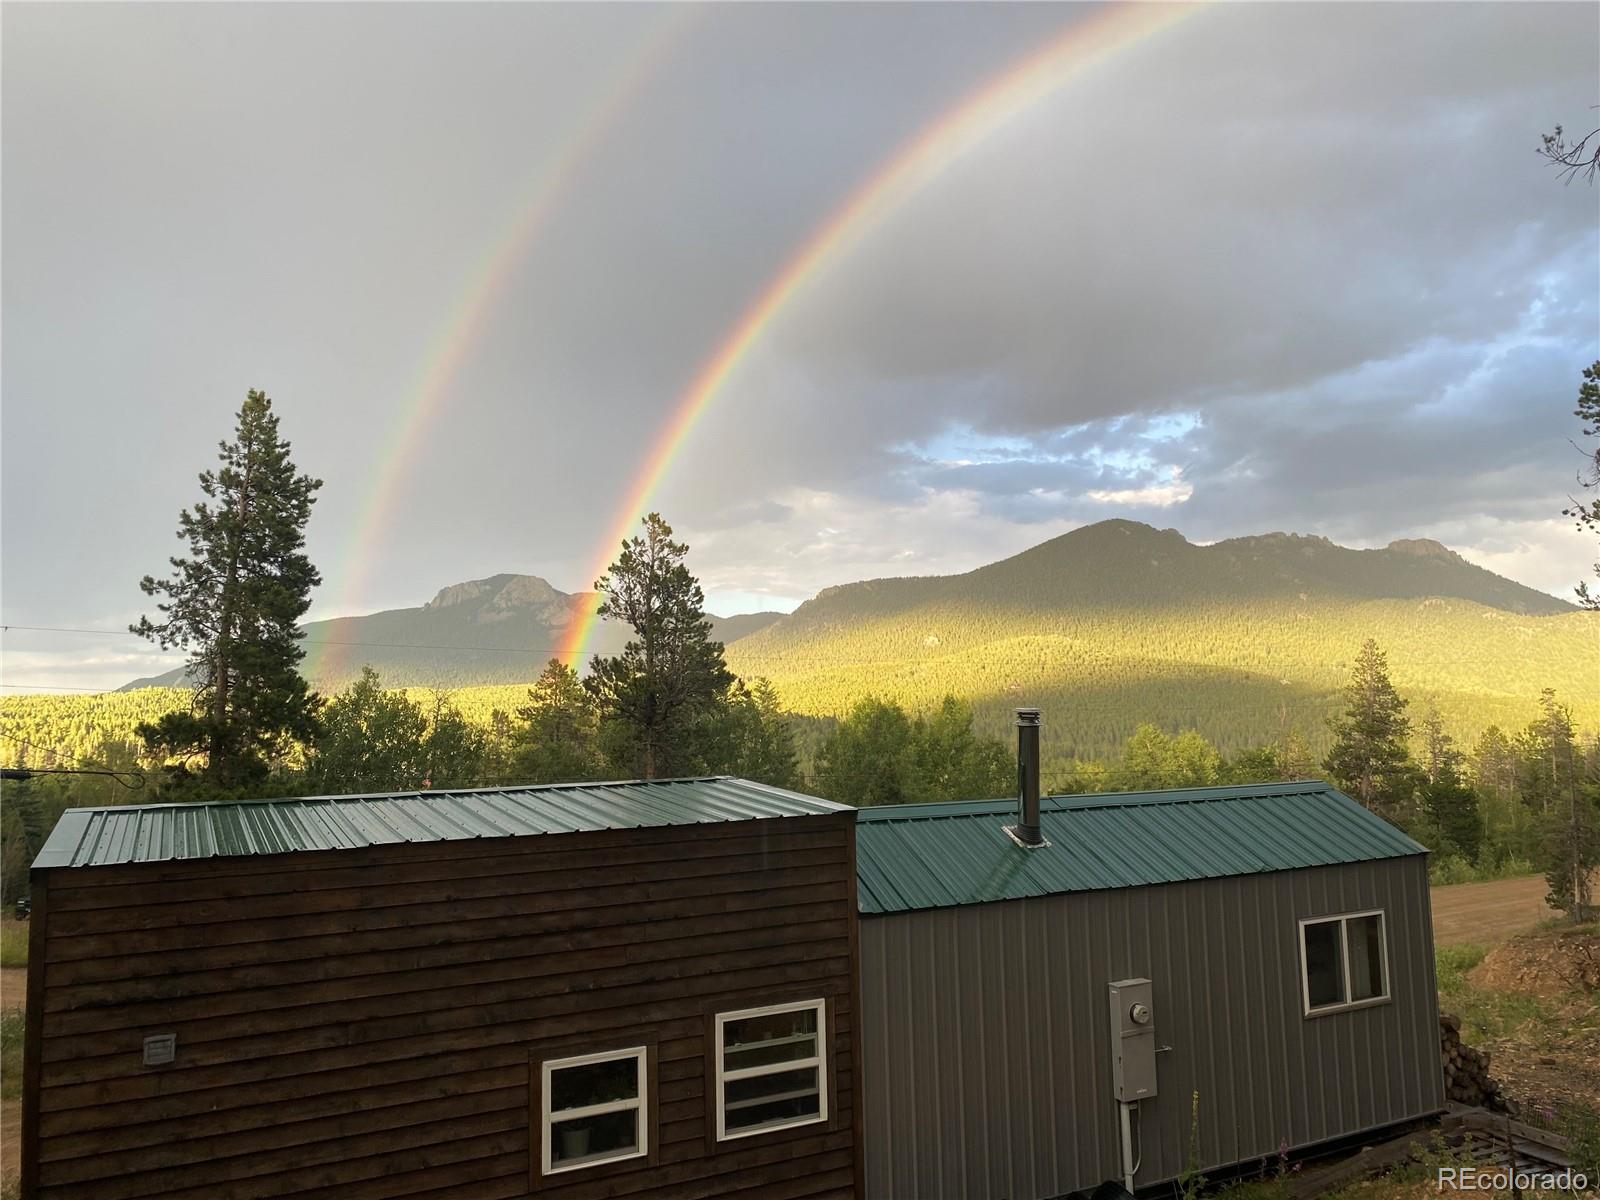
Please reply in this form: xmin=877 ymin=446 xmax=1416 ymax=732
xmin=1430 ymin=874 xmax=1552 ymax=947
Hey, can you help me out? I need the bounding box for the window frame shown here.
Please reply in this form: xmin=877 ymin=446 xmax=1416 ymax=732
xmin=538 ymin=1044 xmax=649 ymax=1177
xmin=1298 ymin=909 xmax=1391 ymax=1017
xmin=713 ymin=998 xmax=829 ymax=1142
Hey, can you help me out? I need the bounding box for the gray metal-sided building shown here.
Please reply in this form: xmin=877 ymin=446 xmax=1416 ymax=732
xmin=854 ymin=715 xmax=1444 ymax=1199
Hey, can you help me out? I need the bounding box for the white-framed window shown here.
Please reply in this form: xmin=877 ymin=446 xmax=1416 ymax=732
xmin=714 ymin=999 xmax=827 ymax=1141
xmin=539 ymin=1046 xmax=648 ymax=1175
xmin=1299 ymin=910 xmax=1390 ymax=1016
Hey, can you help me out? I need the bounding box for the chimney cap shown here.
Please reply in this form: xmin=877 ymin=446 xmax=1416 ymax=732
xmin=1014 ymin=708 xmax=1042 ymax=726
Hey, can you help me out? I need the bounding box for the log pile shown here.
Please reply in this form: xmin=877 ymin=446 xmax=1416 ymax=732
xmin=1440 ymin=1013 xmax=1514 ymax=1114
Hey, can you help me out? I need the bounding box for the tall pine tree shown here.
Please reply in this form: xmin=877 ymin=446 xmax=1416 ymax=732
xmin=1562 ymin=360 xmax=1600 ymax=608
xmin=1418 ymin=705 xmax=1481 ymax=862
xmin=713 ymin=678 xmax=802 ymax=790
xmin=1323 ymin=638 xmax=1417 ymax=815
xmin=586 ymin=514 xmax=733 ymax=779
xmin=511 ymin=659 xmax=605 ymax=784
xmin=133 ymin=390 xmax=322 ymax=792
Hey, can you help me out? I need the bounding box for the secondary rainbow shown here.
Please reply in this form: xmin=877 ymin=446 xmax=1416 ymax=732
xmin=310 ymin=12 xmax=693 ymax=680
xmin=558 ymin=2 xmax=1200 ymax=666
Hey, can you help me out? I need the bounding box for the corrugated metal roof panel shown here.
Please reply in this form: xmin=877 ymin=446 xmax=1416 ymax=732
xmin=33 ymin=777 xmax=848 ymax=870
xmin=855 ymin=780 xmax=1425 ymax=915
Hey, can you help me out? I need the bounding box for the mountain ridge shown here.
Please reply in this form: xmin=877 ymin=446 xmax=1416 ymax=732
xmin=719 ymin=519 xmax=1590 ymax=762
xmin=120 ymin=572 xmax=784 ymax=691
xmin=121 ymin=521 xmax=1576 ymax=709
xmin=763 ymin=519 xmax=1569 ymax=635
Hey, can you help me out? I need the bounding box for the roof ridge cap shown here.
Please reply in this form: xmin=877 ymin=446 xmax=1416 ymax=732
xmin=49 ymin=775 xmax=749 ymax=817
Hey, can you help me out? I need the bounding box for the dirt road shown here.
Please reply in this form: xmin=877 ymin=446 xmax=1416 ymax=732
xmin=1429 ymin=874 xmax=1551 ymax=947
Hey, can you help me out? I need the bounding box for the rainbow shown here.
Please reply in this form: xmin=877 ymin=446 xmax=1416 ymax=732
xmin=559 ymin=2 xmax=1199 ymax=666
xmin=310 ymin=10 xmax=693 ymax=681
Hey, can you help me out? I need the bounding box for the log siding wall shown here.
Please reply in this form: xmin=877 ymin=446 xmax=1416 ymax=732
xmin=25 ymin=812 xmax=860 ymax=1200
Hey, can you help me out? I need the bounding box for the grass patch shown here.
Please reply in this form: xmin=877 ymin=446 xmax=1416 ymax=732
xmin=1434 ymin=943 xmax=1556 ymax=1045
xmin=1218 ymin=1181 xmax=1290 ymax=1200
xmin=0 ymin=921 xmax=27 ymax=969
xmin=1428 ymin=857 xmax=1535 ymax=887
xmin=0 ymin=1006 xmax=23 ymax=1101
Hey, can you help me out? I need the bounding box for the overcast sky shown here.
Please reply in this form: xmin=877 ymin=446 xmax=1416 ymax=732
xmin=3 ymin=1 xmax=1598 ymax=690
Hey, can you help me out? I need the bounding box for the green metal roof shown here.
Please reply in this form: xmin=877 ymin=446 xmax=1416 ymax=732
xmin=855 ymin=781 xmax=1425 ymax=916
xmin=33 ymin=777 xmax=847 ymax=870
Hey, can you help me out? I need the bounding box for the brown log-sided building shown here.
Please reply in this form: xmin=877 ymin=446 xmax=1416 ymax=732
xmin=22 ymin=778 xmax=862 ymax=1200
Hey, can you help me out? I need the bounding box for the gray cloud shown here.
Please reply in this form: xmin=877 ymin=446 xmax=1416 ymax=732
xmin=3 ymin=2 xmax=1597 ymax=686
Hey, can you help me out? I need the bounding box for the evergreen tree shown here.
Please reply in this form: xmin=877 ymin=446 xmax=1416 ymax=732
xmin=1417 ymin=707 xmax=1481 ymax=861
xmin=1517 ymin=689 xmax=1581 ymax=815
xmin=1541 ymin=735 xmax=1600 ymax=923
xmin=132 ymin=390 xmax=322 ymax=792
xmin=1561 ymin=360 xmax=1600 ymax=608
xmin=586 ymin=514 xmax=733 ymax=779
xmin=718 ymin=678 xmax=802 ymax=790
xmin=1418 ymin=704 xmax=1464 ymax=786
xmin=1 ymin=778 xmax=46 ymax=903
xmin=419 ymin=692 xmax=489 ymax=789
xmin=510 ymin=660 xmax=605 ymax=784
xmin=1281 ymin=728 xmax=1317 ymax=779
xmin=306 ymin=668 xmax=427 ymax=794
xmin=1323 ymin=639 xmax=1417 ymax=815
xmin=1469 ymin=726 xmax=1517 ymax=806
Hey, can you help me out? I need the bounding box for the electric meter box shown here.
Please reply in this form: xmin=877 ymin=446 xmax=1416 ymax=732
xmin=1108 ymin=978 xmax=1158 ymax=1102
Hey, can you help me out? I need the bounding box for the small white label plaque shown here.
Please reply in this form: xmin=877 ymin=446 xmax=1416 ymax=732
xmin=142 ymin=1033 xmax=176 ymax=1067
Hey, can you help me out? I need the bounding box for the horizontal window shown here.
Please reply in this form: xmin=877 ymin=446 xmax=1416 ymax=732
xmin=1300 ymin=910 xmax=1390 ymax=1016
xmin=715 ymin=999 xmax=827 ymax=1141
xmin=540 ymin=1046 xmax=647 ymax=1175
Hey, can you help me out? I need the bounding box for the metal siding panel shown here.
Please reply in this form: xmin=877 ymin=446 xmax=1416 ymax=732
xmin=1217 ymin=883 xmax=1244 ymax=1168
xmin=956 ymin=909 xmax=989 ymax=1199
xmin=861 ymin=858 xmax=1441 ymax=1200
xmin=912 ymin=913 xmax=942 ymax=1195
xmin=1148 ymin=881 xmax=1182 ymax=1184
xmin=1073 ymin=893 xmax=1110 ymax=1183
xmin=942 ymin=911 xmax=970 ymax=1194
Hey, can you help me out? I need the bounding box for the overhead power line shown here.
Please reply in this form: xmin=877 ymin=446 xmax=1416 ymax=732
xmin=0 ymin=682 xmax=114 ymax=692
xmin=1 ymin=765 xmax=144 ymax=789
xmin=0 ymin=727 xmax=144 ymax=787
xmin=2 ymin=624 xmax=583 ymax=658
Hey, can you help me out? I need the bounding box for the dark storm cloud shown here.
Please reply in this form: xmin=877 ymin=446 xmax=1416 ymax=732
xmin=667 ymin=2 xmax=1597 ymax=603
xmin=3 ymin=2 xmax=1597 ymax=686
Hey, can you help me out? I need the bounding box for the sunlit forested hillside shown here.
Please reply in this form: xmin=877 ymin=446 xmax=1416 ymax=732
xmin=4 ymin=520 xmax=1593 ymax=776
xmin=721 ymin=521 xmax=1597 ymax=763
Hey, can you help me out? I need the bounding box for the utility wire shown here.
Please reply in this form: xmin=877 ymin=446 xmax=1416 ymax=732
xmin=2 ymin=623 xmax=584 ymax=658
xmin=0 ymin=682 xmax=114 ymax=692
xmin=1 ymin=622 xmax=1585 ymax=670
xmin=0 ymin=727 xmax=143 ymax=787
xmin=1 ymin=765 xmax=144 ymax=789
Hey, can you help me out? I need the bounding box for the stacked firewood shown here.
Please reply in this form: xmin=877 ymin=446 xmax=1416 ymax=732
xmin=1440 ymin=1013 xmax=1514 ymax=1113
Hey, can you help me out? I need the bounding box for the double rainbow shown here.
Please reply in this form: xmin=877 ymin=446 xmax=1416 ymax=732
xmin=310 ymin=10 xmax=694 ymax=681
xmin=557 ymin=2 xmax=1198 ymax=667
